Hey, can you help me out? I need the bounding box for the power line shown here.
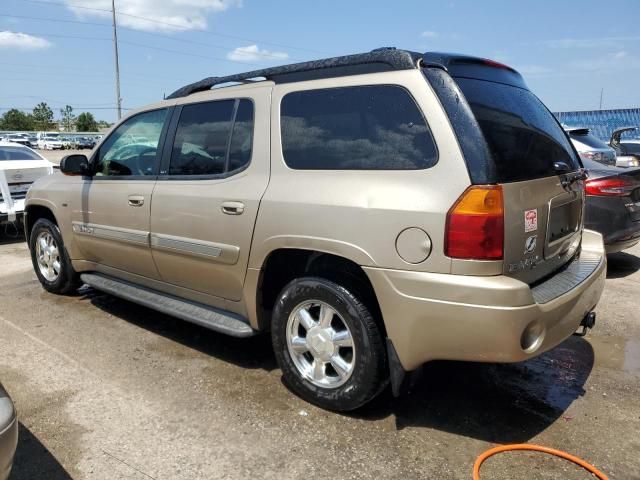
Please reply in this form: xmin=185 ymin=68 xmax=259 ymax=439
xmin=0 ymin=13 xmax=308 ymax=61
xmin=18 ymin=0 xmax=330 ymax=55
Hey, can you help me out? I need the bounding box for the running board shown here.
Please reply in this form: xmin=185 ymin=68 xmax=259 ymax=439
xmin=80 ymin=273 xmax=256 ymax=338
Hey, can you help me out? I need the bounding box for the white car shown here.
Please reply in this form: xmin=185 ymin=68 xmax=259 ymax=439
xmin=0 ymin=141 xmax=56 ymax=227
xmin=37 ymin=136 xmax=64 ymax=150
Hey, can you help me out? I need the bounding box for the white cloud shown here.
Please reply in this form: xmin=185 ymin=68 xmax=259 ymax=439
xmin=421 ymin=31 xmax=438 ymax=38
xmin=0 ymin=31 xmax=51 ymax=49
xmin=569 ymin=51 xmax=640 ymax=72
xmin=540 ymin=36 xmax=640 ymax=49
xmin=227 ymin=44 xmax=288 ymax=62
xmin=64 ymin=0 xmax=242 ymax=32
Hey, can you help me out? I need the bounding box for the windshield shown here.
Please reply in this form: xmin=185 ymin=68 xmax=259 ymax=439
xmin=456 ymin=78 xmax=580 ymax=182
xmin=568 ymin=131 xmax=610 ymax=150
xmin=0 ymin=146 xmax=43 ymax=161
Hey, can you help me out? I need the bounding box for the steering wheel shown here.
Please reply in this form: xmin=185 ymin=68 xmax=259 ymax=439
xmin=132 ymin=146 xmax=157 ymax=175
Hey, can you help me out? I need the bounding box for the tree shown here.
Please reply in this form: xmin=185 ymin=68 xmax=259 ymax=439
xmin=76 ymin=112 xmax=98 ymax=132
xmin=97 ymin=120 xmax=112 ymax=129
xmin=60 ymin=105 xmax=75 ymax=132
xmin=32 ymin=102 xmax=55 ymax=131
xmin=0 ymin=109 xmax=34 ymax=131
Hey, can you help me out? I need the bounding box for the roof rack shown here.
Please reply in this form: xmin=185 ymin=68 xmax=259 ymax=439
xmin=166 ymin=48 xmax=420 ymax=99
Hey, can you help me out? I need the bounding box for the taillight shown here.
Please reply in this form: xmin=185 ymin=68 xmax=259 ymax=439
xmin=585 ymin=177 xmax=636 ymax=197
xmin=445 ymin=185 xmax=504 ymax=260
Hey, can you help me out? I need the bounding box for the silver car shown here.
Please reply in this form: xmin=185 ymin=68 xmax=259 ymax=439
xmin=0 ymin=383 xmax=17 ymax=480
xmin=566 ymin=127 xmax=617 ymax=166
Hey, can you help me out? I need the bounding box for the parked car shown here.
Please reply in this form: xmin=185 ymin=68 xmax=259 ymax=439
xmin=0 ymin=382 xmax=17 ymax=480
xmin=4 ymin=134 xmax=32 ymax=148
xmin=1 ymin=141 xmax=56 ymax=227
xmin=609 ymin=126 xmax=640 ymax=168
xmin=582 ymin=158 xmax=640 ymax=253
xmin=77 ymin=137 xmax=95 ymax=150
xmin=24 ymin=49 xmax=606 ymax=411
xmin=566 ymin=127 xmax=617 ymax=166
xmin=37 ymin=135 xmax=63 ymax=150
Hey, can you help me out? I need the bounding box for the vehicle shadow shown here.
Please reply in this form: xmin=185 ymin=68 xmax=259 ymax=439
xmin=350 ymin=335 xmax=594 ymax=444
xmin=81 ymin=286 xmax=278 ymax=372
xmin=10 ymin=423 xmax=72 ymax=480
xmin=0 ymin=229 xmax=24 ymax=245
xmin=606 ymin=251 xmax=640 ymax=279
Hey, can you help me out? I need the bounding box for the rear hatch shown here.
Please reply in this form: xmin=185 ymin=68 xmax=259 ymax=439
xmin=423 ymin=57 xmax=585 ymax=284
xmin=0 ymin=160 xmax=53 ymax=200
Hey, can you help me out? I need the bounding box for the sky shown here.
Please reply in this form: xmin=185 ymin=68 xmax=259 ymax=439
xmin=1 ymin=0 xmax=640 ymax=123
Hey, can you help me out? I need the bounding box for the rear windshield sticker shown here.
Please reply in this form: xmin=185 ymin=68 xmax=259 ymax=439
xmin=525 ymin=209 xmax=538 ymax=232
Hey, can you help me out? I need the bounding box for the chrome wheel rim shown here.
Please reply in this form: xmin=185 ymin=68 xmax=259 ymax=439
xmin=286 ymin=300 xmax=355 ymax=388
xmin=35 ymin=231 xmax=61 ymax=282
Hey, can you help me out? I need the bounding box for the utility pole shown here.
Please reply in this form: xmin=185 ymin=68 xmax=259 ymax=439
xmin=111 ymin=0 xmax=122 ymax=120
xmin=599 ymin=88 xmax=603 ymax=110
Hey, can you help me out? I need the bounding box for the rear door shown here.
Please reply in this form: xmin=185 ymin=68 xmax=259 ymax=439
xmin=149 ymin=86 xmax=270 ymax=301
xmin=454 ymin=77 xmax=584 ymax=284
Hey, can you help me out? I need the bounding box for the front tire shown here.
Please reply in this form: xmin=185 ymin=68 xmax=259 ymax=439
xmin=272 ymin=277 xmax=388 ymax=411
xmin=29 ymin=218 xmax=80 ymax=295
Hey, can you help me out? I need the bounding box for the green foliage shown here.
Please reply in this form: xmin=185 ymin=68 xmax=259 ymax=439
xmin=76 ymin=112 xmax=99 ymax=132
xmin=32 ymin=102 xmax=54 ymax=130
xmin=60 ymin=105 xmax=76 ymax=132
xmin=0 ymin=109 xmax=35 ymax=131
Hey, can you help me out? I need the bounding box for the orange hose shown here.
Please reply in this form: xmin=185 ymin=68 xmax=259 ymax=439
xmin=473 ymin=443 xmax=609 ymax=480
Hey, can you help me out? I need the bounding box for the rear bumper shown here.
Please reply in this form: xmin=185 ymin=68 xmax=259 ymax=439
xmin=365 ymin=229 xmax=607 ymax=371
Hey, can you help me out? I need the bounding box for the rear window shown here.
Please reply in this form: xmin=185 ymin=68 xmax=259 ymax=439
xmin=0 ymin=146 xmax=42 ymax=161
xmin=281 ymin=85 xmax=438 ymax=170
xmin=568 ymin=132 xmax=610 ymax=149
xmin=456 ymin=78 xmax=579 ymax=182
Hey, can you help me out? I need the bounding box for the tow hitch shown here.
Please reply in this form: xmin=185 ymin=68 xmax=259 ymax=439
xmin=574 ymin=311 xmax=596 ymax=337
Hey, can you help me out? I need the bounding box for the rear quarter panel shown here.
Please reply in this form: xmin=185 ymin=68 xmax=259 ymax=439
xmin=250 ymin=70 xmax=472 ymax=273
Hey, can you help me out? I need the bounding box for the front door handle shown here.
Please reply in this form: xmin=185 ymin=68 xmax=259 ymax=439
xmin=221 ymin=201 xmax=245 ymax=215
xmin=128 ymin=195 xmax=145 ymax=207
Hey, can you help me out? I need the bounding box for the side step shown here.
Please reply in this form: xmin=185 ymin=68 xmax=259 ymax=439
xmin=80 ymin=273 xmax=256 ymax=338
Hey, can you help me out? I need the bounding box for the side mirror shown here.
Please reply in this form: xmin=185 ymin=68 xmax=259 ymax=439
xmin=60 ymin=154 xmax=91 ymax=176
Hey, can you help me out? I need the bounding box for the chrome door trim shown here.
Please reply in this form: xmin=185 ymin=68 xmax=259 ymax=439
xmin=150 ymin=233 xmax=240 ymax=264
xmin=72 ymin=221 xmax=149 ymax=245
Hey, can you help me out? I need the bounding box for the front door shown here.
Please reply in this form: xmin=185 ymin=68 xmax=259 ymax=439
xmin=71 ymin=108 xmax=170 ymax=280
xmin=150 ymin=90 xmax=270 ymax=301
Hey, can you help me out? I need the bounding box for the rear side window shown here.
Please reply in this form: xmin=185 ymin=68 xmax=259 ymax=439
xmin=456 ymin=78 xmax=579 ymax=182
xmin=169 ymin=99 xmax=254 ymax=176
xmin=280 ymin=85 xmax=437 ymax=170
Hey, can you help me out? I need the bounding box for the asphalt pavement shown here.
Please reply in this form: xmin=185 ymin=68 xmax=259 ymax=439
xmin=1 ymin=236 xmax=638 ymax=479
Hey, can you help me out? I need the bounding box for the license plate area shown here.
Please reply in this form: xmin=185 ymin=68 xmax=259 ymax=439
xmin=545 ymin=193 xmax=582 ymax=259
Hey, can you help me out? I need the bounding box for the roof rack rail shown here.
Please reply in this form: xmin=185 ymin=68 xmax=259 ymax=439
xmin=166 ymin=48 xmax=420 ymax=99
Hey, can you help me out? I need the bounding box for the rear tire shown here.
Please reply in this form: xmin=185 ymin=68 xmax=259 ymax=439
xmin=271 ymin=277 xmax=388 ymax=411
xmin=29 ymin=218 xmax=80 ymax=295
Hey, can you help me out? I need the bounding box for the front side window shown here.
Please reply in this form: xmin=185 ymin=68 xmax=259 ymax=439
xmin=280 ymin=85 xmax=438 ymax=170
xmin=95 ymin=109 xmax=168 ymax=177
xmin=169 ymin=99 xmax=254 ymax=176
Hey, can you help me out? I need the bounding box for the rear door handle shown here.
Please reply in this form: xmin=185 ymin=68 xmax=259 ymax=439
xmin=221 ymin=201 xmax=245 ymax=215
xmin=128 ymin=195 xmax=145 ymax=207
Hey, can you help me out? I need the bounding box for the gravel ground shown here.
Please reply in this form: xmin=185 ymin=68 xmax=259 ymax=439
xmin=0 ymin=235 xmax=638 ymax=480
xmin=38 ymin=149 xmax=92 ymax=165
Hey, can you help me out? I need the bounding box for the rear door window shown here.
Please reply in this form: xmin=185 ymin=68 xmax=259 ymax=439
xmin=169 ymin=99 xmax=254 ymax=176
xmin=280 ymin=85 xmax=438 ymax=170
xmin=456 ymin=78 xmax=580 ymax=182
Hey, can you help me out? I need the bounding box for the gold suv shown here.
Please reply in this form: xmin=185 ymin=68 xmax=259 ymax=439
xmin=24 ymin=49 xmax=606 ymax=411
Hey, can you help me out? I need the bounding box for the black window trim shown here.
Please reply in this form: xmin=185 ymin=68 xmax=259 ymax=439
xmin=279 ymin=83 xmax=439 ymax=171
xmin=88 ymin=107 xmax=173 ymax=181
xmin=158 ymin=97 xmax=255 ymax=181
